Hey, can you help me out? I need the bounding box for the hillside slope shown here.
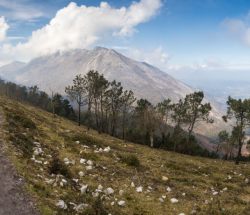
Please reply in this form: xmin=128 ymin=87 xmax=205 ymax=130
xmin=0 ymin=96 xmax=249 ymax=215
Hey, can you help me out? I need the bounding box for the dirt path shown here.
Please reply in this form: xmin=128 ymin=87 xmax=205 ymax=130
xmin=0 ymin=110 xmax=39 ymax=215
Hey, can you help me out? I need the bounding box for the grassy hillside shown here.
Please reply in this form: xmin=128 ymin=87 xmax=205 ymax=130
xmin=0 ymin=96 xmax=249 ymax=215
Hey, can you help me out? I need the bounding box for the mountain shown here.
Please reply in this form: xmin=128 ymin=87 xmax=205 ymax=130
xmin=0 ymin=95 xmax=249 ymax=214
xmin=0 ymin=47 xmax=224 ymax=136
xmin=0 ymin=47 xmax=194 ymax=104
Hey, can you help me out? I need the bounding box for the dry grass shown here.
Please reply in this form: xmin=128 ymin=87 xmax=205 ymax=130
xmin=0 ymin=96 xmax=250 ymax=215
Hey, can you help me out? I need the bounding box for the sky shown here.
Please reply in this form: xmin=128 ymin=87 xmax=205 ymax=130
xmin=1 ymin=0 xmax=250 ymax=71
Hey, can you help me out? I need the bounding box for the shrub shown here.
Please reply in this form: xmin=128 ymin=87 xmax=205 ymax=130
xmin=48 ymin=156 xmax=71 ymax=178
xmin=119 ymin=154 xmax=140 ymax=167
xmin=9 ymin=133 xmax=34 ymax=158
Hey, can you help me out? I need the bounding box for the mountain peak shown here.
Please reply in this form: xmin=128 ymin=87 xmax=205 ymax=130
xmin=93 ymin=46 xmax=109 ymax=52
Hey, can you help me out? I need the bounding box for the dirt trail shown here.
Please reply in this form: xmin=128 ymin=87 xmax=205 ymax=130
xmin=0 ymin=110 xmax=39 ymax=215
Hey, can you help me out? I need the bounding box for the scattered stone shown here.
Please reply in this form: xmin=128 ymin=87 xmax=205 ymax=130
xmin=80 ymin=158 xmax=86 ymax=164
xmin=159 ymin=197 xmax=164 ymax=203
xmin=111 ymin=202 xmax=115 ymax=206
xmin=86 ymin=165 xmax=93 ymax=170
xmin=222 ymin=187 xmax=228 ymax=191
xmin=98 ymin=184 xmax=103 ymax=190
xmin=118 ymin=200 xmax=126 ymax=207
xmin=119 ymin=190 xmax=124 ymax=195
xmin=75 ymin=141 xmax=80 ymax=144
xmin=87 ymin=160 xmax=93 ymax=166
xmin=162 ymin=176 xmax=169 ymax=181
xmin=131 ymin=182 xmax=135 ymax=187
xmin=212 ymin=191 xmax=218 ymax=196
xmin=80 ymin=184 xmax=88 ymax=194
xmin=56 ymin=200 xmax=67 ymax=209
xmin=45 ymin=179 xmax=54 ymax=185
xmin=136 ymin=186 xmax=143 ymax=193
xmin=166 ymin=186 xmax=172 ymax=192
xmin=182 ymin=193 xmax=186 ymax=196
xmin=72 ymin=178 xmax=79 ymax=183
xmin=78 ymin=171 xmax=84 ymax=177
xmin=179 ymin=213 xmax=185 ymax=215
xmin=104 ymin=146 xmax=111 ymax=152
xmin=74 ymin=203 xmax=88 ymax=212
xmin=105 ymin=187 xmax=114 ymax=195
xmin=245 ymin=178 xmax=249 ymax=184
xmin=170 ymin=198 xmax=179 ymax=203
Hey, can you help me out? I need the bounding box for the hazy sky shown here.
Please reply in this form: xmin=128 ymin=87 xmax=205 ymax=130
xmin=1 ymin=0 xmax=250 ymax=70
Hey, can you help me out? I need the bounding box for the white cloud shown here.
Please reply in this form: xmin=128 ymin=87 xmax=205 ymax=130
xmin=0 ymin=0 xmax=45 ymax=21
xmin=223 ymin=13 xmax=250 ymax=46
xmin=1 ymin=0 xmax=162 ymax=62
xmin=0 ymin=16 xmax=9 ymax=42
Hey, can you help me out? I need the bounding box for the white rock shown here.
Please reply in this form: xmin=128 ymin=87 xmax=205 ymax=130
xmin=104 ymin=146 xmax=111 ymax=152
xmin=75 ymin=141 xmax=80 ymax=144
xmin=213 ymin=191 xmax=218 ymax=196
xmin=245 ymin=178 xmax=249 ymax=183
xmin=62 ymin=179 xmax=67 ymax=184
xmin=45 ymin=179 xmax=54 ymax=184
xmin=131 ymin=182 xmax=135 ymax=187
xmin=72 ymin=178 xmax=79 ymax=183
xmin=170 ymin=198 xmax=179 ymax=203
xmin=92 ymin=192 xmax=99 ymax=197
xmin=111 ymin=201 xmax=115 ymax=206
xmin=179 ymin=213 xmax=185 ymax=215
xmin=182 ymin=193 xmax=186 ymax=196
xmin=87 ymin=160 xmax=93 ymax=166
xmin=162 ymin=195 xmax=166 ymax=199
xmin=117 ymin=200 xmax=126 ymax=207
xmin=33 ymin=147 xmax=43 ymax=156
xmin=119 ymin=190 xmax=124 ymax=195
xmin=105 ymin=187 xmax=114 ymax=195
xmin=78 ymin=171 xmax=84 ymax=177
xmin=136 ymin=186 xmax=143 ymax=193
xmin=98 ymin=184 xmax=103 ymax=190
xmin=159 ymin=197 xmax=164 ymax=203
xmin=166 ymin=186 xmax=172 ymax=192
xmin=80 ymin=158 xmax=86 ymax=164
xmin=86 ymin=165 xmax=93 ymax=170
xmin=74 ymin=203 xmax=88 ymax=212
xmin=56 ymin=200 xmax=67 ymax=209
xmin=162 ymin=176 xmax=169 ymax=181
xmin=222 ymin=187 xmax=228 ymax=191
xmin=80 ymin=184 xmax=88 ymax=194
xmin=64 ymin=158 xmax=69 ymax=162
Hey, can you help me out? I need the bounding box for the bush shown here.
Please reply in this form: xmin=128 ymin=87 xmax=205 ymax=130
xmin=9 ymin=133 xmax=34 ymax=158
xmin=6 ymin=112 xmax=36 ymax=129
xmin=119 ymin=154 xmax=140 ymax=167
xmin=48 ymin=156 xmax=71 ymax=178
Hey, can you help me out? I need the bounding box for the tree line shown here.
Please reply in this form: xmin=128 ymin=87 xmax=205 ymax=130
xmin=1 ymin=72 xmax=249 ymax=163
xmin=65 ymin=71 xmax=215 ymax=157
xmin=0 ymin=78 xmax=75 ymax=120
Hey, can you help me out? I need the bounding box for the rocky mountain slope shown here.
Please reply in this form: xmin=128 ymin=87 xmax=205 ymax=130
xmin=0 ymin=96 xmax=249 ymax=215
xmin=0 ymin=47 xmax=193 ymax=104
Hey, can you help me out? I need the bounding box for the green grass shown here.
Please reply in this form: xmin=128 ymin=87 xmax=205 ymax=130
xmin=0 ymin=96 xmax=250 ymax=215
